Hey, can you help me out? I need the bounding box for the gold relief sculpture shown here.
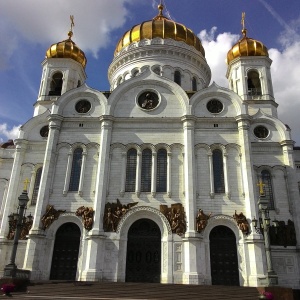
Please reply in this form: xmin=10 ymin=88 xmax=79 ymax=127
xmin=233 ymin=211 xmax=250 ymax=234
xmin=7 ymin=215 xmax=33 ymax=240
xmin=75 ymin=206 xmax=94 ymax=231
xmin=41 ymin=205 xmax=66 ymax=230
xmin=160 ymin=203 xmax=186 ymax=236
xmin=103 ymin=199 xmax=138 ymax=232
xmin=196 ymin=209 xmax=212 ymax=233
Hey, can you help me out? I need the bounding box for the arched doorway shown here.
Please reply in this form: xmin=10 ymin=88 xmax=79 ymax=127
xmin=126 ymin=219 xmax=161 ymax=283
xmin=210 ymin=225 xmax=239 ymax=286
xmin=50 ymin=222 xmax=81 ymax=280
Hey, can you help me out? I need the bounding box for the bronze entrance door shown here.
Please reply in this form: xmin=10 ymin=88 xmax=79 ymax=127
xmin=126 ymin=219 xmax=161 ymax=283
xmin=210 ymin=225 xmax=239 ymax=286
xmin=50 ymin=222 xmax=81 ymax=280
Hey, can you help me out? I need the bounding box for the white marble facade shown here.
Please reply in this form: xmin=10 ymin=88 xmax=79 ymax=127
xmin=0 ymin=10 xmax=300 ymax=289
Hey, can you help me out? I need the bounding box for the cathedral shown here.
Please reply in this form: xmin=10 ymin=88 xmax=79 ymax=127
xmin=0 ymin=4 xmax=300 ymax=288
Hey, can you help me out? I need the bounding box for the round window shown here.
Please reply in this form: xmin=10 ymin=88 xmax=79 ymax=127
xmin=206 ymin=99 xmax=223 ymax=114
xmin=138 ymin=91 xmax=159 ymax=110
xmin=254 ymin=126 xmax=269 ymax=139
xmin=75 ymin=100 xmax=91 ymax=113
xmin=40 ymin=126 xmax=49 ymax=138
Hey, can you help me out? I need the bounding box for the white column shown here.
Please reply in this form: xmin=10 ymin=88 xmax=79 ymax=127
xmin=236 ymin=115 xmax=267 ymax=287
xmin=78 ymin=149 xmax=87 ymax=196
xmin=223 ymin=152 xmax=230 ymax=199
xmin=151 ymin=152 xmax=157 ymax=197
xmin=120 ymin=152 xmax=126 ymax=196
xmin=0 ymin=139 xmax=28 ymax=239
xmin=167 ymin=152 xmax=172 ymax=197
xmin=23 ymin=114 xmax=63 ymax=279
xmin=181 ymin=116 xmax=203 ymax=284
xmin=208 ymin=152 xmax=214 ymax=198
xmin=239 ymin=153 xmax=245 ymax=196
xmin=82 ymin=116 xmax=114 ymax=281
xmin=63 ymin=150 xmax=72 ymax=195
xmin=136 ymin=151 xmax=142 ymax=197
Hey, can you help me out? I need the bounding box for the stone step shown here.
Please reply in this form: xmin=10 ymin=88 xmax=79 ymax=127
xmin=11 ymin=281 xmax=261 ymax=300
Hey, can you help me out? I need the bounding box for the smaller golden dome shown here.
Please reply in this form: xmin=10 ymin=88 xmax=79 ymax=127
xmin=46 ymin=19 xmax=87 ymax=68
xmin=227 ymin=14 xmax=269 ymax=64
xmin=227 ymin=31 xmax=269 ymax=64
xmin=114 ymin=4 xmax=205 ymax=57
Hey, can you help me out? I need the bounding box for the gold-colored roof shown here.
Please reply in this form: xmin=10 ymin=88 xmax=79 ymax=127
xmin=227 ymin=13 xmax=269 ymax=64
xmin=114 ymin=4 xmax=205 ymax=57
xmin=46 ymin=16 xmax=87 ymax=68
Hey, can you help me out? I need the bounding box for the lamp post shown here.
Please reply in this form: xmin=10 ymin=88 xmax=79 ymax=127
xmin=3 ymin=182 xmax=30 ymax=278
xmin=252 ymin=180 xmax=279 ymax=286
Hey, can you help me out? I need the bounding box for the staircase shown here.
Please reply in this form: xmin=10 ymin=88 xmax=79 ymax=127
xmin=12 ymin=281 xmax=263 ymax=299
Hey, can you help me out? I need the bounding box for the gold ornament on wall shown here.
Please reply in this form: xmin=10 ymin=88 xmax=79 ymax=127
xmin=75 ymin=206 xmax=94 ymax=231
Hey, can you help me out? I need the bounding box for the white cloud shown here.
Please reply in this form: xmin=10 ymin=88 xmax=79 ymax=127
xmin=0 ymin=0 xmax=133 ymax=65
xmin=198 ymin=25 xmax=300 ymax=145
xmin=0 ymin=124 xmax=21 ymax=142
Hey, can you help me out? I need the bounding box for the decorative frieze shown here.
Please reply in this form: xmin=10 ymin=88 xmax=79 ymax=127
xmin=41 ymin=205 xmax=66 ymax=230
xmin=233 ymin=211 xmax=250 ymax=235
xmin=75 ymin=206 xmax=94 ymax=231
xmin=196 ymin=209 xmax=212 ymax=233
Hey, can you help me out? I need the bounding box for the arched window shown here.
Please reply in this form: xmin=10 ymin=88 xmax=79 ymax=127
xmin=213 ymin=149 xmax=225 ymax=193
xmin=153 ymin=67 xmax=160 ymax=75
xmin=125 ymin=149 xmax=137 ymax=192
xmin=31 ymin=167 xmax=42 ymax=205
xmin=261 ymin=170 xmax=274 ymax=209
xmin=132 ymin=70 xmax=139 ymax=77
xmin=174 ymin=70 xmax=181 ymax=86
xmin=247 ymin=70 xmax=262 ymax=96
xmin=69 ymin=148 xmax=83 ymax=191
xmin=156 ymin=149 xmax=167 ymax=192
xmin=49 ymin=72 xmax=63 ymax=96
xmin=141 ymin=149 xmax=152 ymax=192
xmin=192 ymin=77 xmax=197 ymax=91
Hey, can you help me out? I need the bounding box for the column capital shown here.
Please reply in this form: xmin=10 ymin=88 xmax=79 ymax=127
xmin=181 ymin=115 xmax=197 ymax=127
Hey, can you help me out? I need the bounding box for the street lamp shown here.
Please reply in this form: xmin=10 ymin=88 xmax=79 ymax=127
xmin=252 ymin=180 xmax=279 ymax=286
xmin=3 ymin=181 xmax=31 ymax=279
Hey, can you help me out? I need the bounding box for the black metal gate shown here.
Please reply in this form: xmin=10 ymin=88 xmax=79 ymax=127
xmin=210 ymin=225 xmax=240 ymax=286
xmin=50 ymin=222 xmax=81 ymax=280
xmin=126 ymin=219 xmax=161 ymax=283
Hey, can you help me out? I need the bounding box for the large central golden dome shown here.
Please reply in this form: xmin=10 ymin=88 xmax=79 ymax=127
xmin=115 ymin=4 xmax=205 ymax=57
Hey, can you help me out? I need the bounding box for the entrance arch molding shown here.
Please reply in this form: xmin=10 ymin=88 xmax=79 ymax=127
xmin=202 ymin=214 xmax=245 ymax=286
xmin=44 ymin=213 xmax=84 ymax=280
xmin=116 ymin=206 xmax=173 ymax=283
xmin=117 ymin=206 xmax=172 ymax=240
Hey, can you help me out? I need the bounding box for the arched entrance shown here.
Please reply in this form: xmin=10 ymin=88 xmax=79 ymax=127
xmin=210 ymin=225 xmax=239 ymax=286
xmin=50 ymin=222 xmax=81 ymax=280
xmin=126 ymin=218 xmax=161 ymax=283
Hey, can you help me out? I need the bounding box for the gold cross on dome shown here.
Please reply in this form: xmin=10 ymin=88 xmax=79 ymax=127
xmin=257 ymin=178 xmax=265 ymax=196
xmin=241 ymin=12 xmax=245 ymax=31
xmin=70 ymin=15 xmax=75 ymax=31
xmin=23 ymin=178 xmax=30 ymax=192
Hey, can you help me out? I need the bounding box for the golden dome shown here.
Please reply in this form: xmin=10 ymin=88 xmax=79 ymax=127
xmin=227 ymin=14 xmax=269 ymax=64
xmin=46 ymin=29 xmax=87 ymax=68
xmin=114 ymin=4 xmax=205 ymax=57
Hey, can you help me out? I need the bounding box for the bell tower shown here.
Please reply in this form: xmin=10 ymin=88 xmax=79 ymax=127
xmin=34 ymin=16 xmax=87 ymax=116
xmin=226 ymin=13 xmax=275 ymax=108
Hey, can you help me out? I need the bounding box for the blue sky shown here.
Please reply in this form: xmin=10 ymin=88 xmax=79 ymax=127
xmin=0 ymin=0 xmax=300 ymax=145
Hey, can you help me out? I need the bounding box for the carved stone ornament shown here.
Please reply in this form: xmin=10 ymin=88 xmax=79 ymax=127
xmin=41 ymin=205 xmax=66 ymax=230
xmin=196 ymin=209 xmax=212 ymax=233
xmin=7 ymin=216 xmax=33 ymax=240
xmin=75 ymin=206 xmax=94 ymax=231
xmin=233 ymin=211 xmax=250 ymax=235
xmin=103 ymin=199 xmax=138 ymax=232
xmin=160 ymin=203 xmax=186 ymax=236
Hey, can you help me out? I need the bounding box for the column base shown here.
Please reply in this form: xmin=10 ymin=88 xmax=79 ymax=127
xmin=182 ymin=272 xmax=206 ymax=285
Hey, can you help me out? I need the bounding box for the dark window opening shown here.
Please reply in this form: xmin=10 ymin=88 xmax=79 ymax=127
xmin=261 ymin=170 xmax=274 ymax=210
xmin=174 ymin=71 xmax=181 ymax=86
xmin=69 ymin=148 xmax=83 ymax=191
xmin=141 ymin=149 xmax=152 ymax=192
xmin=156 ymin=149 xmax=167 ymax=192
xmin=31 ymin=167 xmax=42 ymax=205
xmin=125 ymin=149 xmax=137 ymax=192
xmin=213 ymin=149 xmax=225 ymax=193
xmin=247 ymin=70 xmax=262 ymax=96
xmin=49 ymin=72 xmax=63 ymax=96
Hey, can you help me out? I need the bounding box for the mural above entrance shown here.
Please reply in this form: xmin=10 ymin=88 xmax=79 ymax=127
xmin=103 ymin=199 xmax=138 ymax=232
xmin=160 ymin=203 xmax=186 ymax=236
